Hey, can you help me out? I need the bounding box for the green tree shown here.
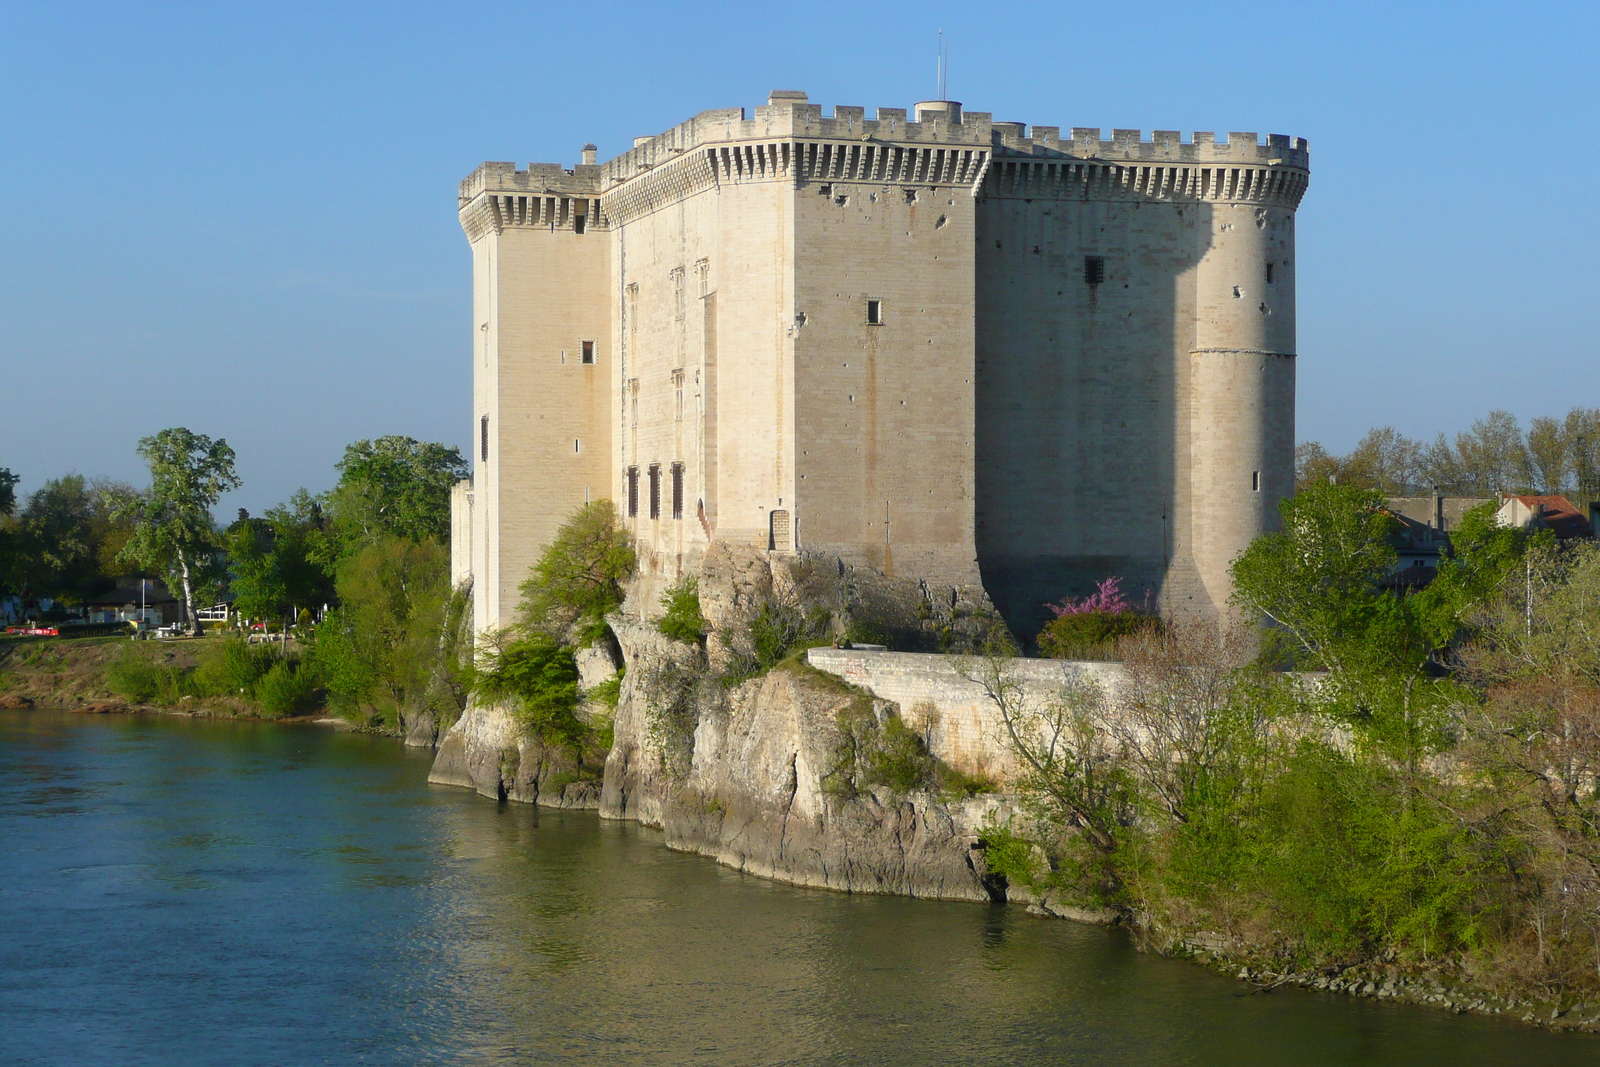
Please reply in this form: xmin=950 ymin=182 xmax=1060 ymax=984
xmin=517 ymin=500 xmax=635 ymax=643
xmin=1230 ymin=484 xmax=1404 ymax=674
xmin=0 ymin=463 xmax=18 ymax=598
xmin=224 ymin=491 xmax=337 ymax=625
xmin=1231 ymin=483 xmax=1457 ymax=762
xmin=224 ymin=517 xmax=289 ymax=623
xmin=329 ymin=437 xmax=468 ymax=548
xmin=7 ymin=476 xmax=140 ymax=604
xmin=471 ymin=631 xmax=587 ymax=752
xmin=657 ymin=576 xmax=708 ymax=643
xmin=118 ymin=428 xmax=241 ymax=634
xmin=1453 ymin=410 xmax=1531 ymax=494
xmin=310 ymin=535 xmax=452 ymax=730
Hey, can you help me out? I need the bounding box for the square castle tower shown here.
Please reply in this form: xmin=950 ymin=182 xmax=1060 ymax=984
xmin=451 ymin=91 xmax=1310 ymax=641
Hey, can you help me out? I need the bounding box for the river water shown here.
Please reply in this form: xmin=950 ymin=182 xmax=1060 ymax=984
xmin=2 ymin=710 xmax=1593 ymax=1066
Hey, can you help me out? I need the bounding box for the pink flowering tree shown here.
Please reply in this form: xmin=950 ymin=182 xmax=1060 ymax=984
xmin=1047 ymin=577 xmax=1132 ymax=618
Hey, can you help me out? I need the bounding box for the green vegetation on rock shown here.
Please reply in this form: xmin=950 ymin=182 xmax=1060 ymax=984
xmin=516 ymin=500 xmax=635 ymax=646
xmin=978 ymin=481 xmax=1600 ymax=1009
xmin=656 ymin=577 xmax=707 ymax=644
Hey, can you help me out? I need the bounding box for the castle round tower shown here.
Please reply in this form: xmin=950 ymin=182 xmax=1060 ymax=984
xmin=974 ymin=126 xmax=1309 ymax=629
xmin=1189 ymin=165 xmax=1301 ymax=615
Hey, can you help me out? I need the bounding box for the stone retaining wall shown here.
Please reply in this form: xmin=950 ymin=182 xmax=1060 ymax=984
xmin=805 ymin=649 xmax=1125 ymax=783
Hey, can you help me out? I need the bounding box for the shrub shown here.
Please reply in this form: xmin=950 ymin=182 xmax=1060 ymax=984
xmin=309 ymin=536 xmax=451 ymax=730
xmin=587 ymin=670 xmax=622 ymax=708
xmin=473 ymin=632 xmax=587 ymax=751
xmin=517 ymin=501 xmax=636 ymax=644
xmin=749 ymin=602 xmax=829 ymax=670
xmin=826 ymin=699 xmax=936 ymax=796
xmin=194 ymin=638 xmax=277 ymax=696
xmin=254 ymin=660 xmax=319 ymax=718
xmin=657 ymin=577 xmax=708 ymax=644
xmin=1037 ymin=610 xmax=1155 ymax=659
xmin=106 ymin=648 xmax=193 ymax=704
xmin=107 ymin=648 xmax=163 ymax=703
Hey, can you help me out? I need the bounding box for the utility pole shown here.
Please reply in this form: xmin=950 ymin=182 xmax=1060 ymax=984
xmin=1526 ymin=555 xmax=1533 ymax=640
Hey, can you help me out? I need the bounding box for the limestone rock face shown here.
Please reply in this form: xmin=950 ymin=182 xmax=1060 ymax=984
xmin=601 ymin=616 xmax=1008 ymax=901
xmin=428 ymin=700 xmax=601 ymax=809
xmin=433 ymin=544 xmax=1011 ymax=894
xmin=428 ymin=701 xmax=519 ymax=799
xmin=402 ymin=709 xmax=439 ymax=749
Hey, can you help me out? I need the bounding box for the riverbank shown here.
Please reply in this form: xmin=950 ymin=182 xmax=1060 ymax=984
xmin=0 ymin=634 xmax=335 ymax=725
xmin=6 ymin=706 xmax=1592 ymax=1066
xmin=12 ymin=633 xmax=1595 ymax=1035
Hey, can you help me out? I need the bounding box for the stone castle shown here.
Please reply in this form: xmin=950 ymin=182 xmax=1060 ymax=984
xmin=449 ymin=91 xmax=1309 ymax=640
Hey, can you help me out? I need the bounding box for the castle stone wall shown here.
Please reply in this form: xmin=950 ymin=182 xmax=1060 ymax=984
xmin=456 ymin=95 xmax=1308 ymax=644
xmin=793 ymin=176 xmax=980 ymax=586
xmin=806 ymin=647 xmax=1127 ymax=783
xmin=459 ymin=172 xmax=612 ymax=633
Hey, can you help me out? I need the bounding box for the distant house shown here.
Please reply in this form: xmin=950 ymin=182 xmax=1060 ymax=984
xmin=1381 ymin=495 xmax=1491 ymax=589
xmin=83 ymin=578 xmax=183 ymax=627
xmin=1495 ymin=494 xmax=1597 ymax=541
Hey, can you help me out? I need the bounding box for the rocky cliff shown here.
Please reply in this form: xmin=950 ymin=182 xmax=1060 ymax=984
xmin=428 ymin=699 xmax=603 ymax=809
xmin=429 ymin=542 xmax=1015 ymax=899
xmin=600 ymin=617 xmax=1007 ymax=900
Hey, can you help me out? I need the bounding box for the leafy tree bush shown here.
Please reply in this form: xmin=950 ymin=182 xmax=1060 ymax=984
xmin=517 ymin=500 xmax=635 ymax=645
xmin=587 ymin=670 xmax=622 ymax=708
xmin=657 ymin=577 xmax=708 ymax=644
xmin=972 ymin=483 xmax=1600 ymax=1001
xmin=253 ymin=660 xmax=319 ymax=718
xmin=472 ymin=632 xmax=587 ymax=752
xmin=1037 ymin=611 xmax=1153 ymax=659
xmin=747 ymin=602 xmax=830 ymax=672
xmin=106 ymin=648 xmax=163 ymax=703
xmin=224 ymin=493 xmax=335 ymax=625
xmin=105 ymin=648 xmax=192 ymax=705
xmin=328 ymin=437 xmax=469 ymax=548
xmin=1038 ymin=577 xmax=1156 ymax=659
xmin=309 ymin=535 xmax=451 ymax=730
xmin=826 ymin=698 xmax=936 ymax=796
xmin=194 ymin=637 xmax=277 ymax=697
xmin=118 ymin=428 xmax=240 ymax=634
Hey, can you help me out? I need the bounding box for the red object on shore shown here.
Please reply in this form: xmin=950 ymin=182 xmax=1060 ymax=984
xmin=5 ymin=627 xmax=60 ymax=636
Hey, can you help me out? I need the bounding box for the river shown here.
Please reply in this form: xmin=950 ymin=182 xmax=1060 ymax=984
xmin=2 ymin=709 xmax=1593 ymax=1066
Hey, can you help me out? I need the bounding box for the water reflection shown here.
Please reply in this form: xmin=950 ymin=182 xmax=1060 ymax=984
xmin=2 ymin=709 xmax=1595 ymax=1067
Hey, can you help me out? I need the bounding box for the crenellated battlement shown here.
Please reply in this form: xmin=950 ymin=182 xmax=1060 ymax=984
xmin=458 ymin=161 xmax=606 ymax=242
xmin=991 ymin=125 xmax=1308 ymax=168
xmin=457 ymin=93 xmax=1309 ymax=235
xmin=593 ymin=92 xmax=1306 ymax=189
xmin=458 ymin=161 xmax=602 ymax=206
xmin=598 ymin=92 xmax=995 ymax=187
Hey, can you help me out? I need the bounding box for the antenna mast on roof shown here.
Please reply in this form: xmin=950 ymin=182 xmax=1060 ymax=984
xmin=937 ymin=30 xmax=948 ymax=100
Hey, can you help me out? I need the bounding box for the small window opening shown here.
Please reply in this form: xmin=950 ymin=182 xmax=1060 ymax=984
xmin=626 ymin=467 xmax=639 ymax=518
xmin=648 ymin=464 xmax=661 ymax=520
xmin=1265 ymin=262 xmax=1275 ymax=284
xmin=1083 ymin=255 xmax=1105 ymax=286
xmin=1252 ymin=470 xmax=1261 ymax=492
xmin=574 ymin=213 xmax=586 ymax=234
xmin=904 ymin=188 xmax=918 ymax=204
xmin=818 ymin=183 xmax=832 ymax=196
xmin=671 ymin=463 xmax=684 ymax=520
xmin=673 ymin=369 xmax=684 ymax=421
xmin=480 ymin=415 xmax=489 ymax=462
xmin=574 ymin=439 xmax=580 ymax=453
xmin=866 ymin=299 xmax=883 ymax=325
xmin=581 ymin=340 xmax=595 ymax=364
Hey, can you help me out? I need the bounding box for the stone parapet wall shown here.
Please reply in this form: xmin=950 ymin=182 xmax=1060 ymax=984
xmin=806 ymin=648 xmax=1125 ymax=783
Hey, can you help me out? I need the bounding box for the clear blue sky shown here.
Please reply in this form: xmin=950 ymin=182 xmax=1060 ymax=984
xmin=3 ymin=1 xmax=1596 ymax=513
